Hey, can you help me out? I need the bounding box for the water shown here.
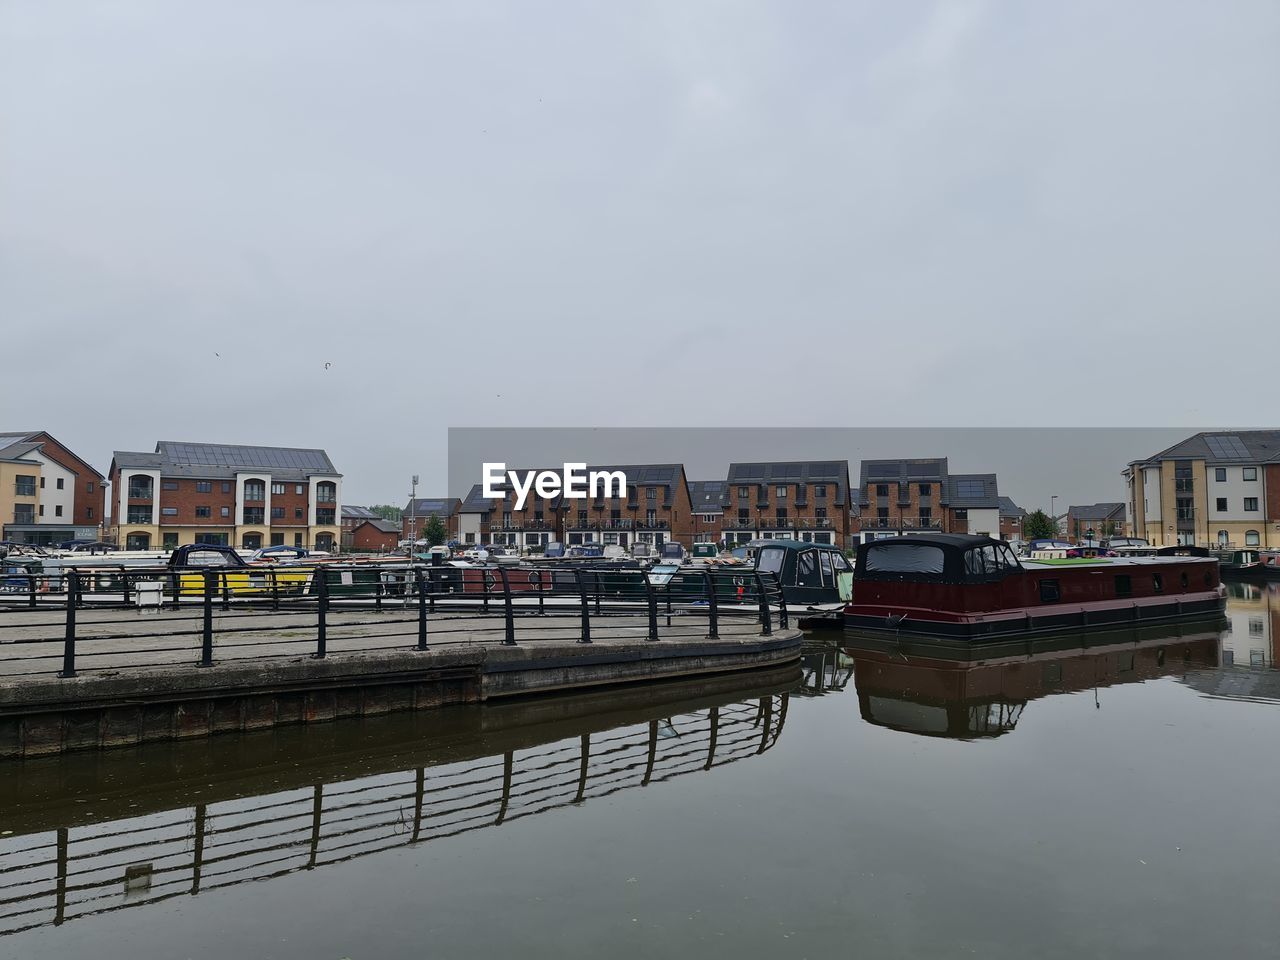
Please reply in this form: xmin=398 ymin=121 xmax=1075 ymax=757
xmin=3 ymin=584 xmax=1278 ymax=959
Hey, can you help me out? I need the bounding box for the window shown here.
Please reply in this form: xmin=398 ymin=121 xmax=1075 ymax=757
xmin=126 ymin=507 xmax=152 ymax=524
xmin=14 ymin=474 xmax=37 ymax=497
xmin=271 ymin=533 xmax=285 ymax=546
xmin=162 ymin=532 xmax=179 ymax=550
xmin=875 ymin=484 xmax=890 ymax=498
xmin=815 ymin=506 xmax=827 ymax=519
xmin=39 ymin=477 xmax=44 ymax=489
xmin=796 ymin=550 xmax=823 ymax=587
xmin=56 ymin=477 xmax=64 ymax=490
xmin=1215 ymin=468 xmax=1226 ymax=482
xmin=162 ymin=480 xmax=179 ymax=491
xmin=195 ymin=506 xmax=211 ymax=518
xmin=814 ymin=484 xmax=827 ymax=498
xmin=271 ymin=507 xmax=285 ymax=519
xmin=1243 ymin=467 xmax=1258 ymax=481
xmin=1114 ymin=575 xmax=1132 ymax=597
xmin=271 ymin=483 xmax=286 ymax=495
xmin=737 ymin=486 xmax=750 ymax=499
xmin=1217 ymin=530 xmax=1229 ymax=545
xmin=244 ymin=507 xmax=265 ymax=525
xmin=294 ymin=533 xmax=304 ymax=548
xmin=161 ymin=507 xmax=178 ymax=516
xmin=1216 ymin=498 xmax=1228 ymax=511
xmin=244 ymin=481 xmax=265 ymax=501
xmin=865 ymin=544 xmax=945 ymax=574
xmin=1039 ymin=580 xmax=1061 ymax=603
xmin=954 ymin=508 xmax=967 ymax=519
xmin=38 ymin=505 xmax=44 ymax=516
xmin=647 ymin=486 xmax=657 ymax=501
xmin=222 ymin=482 xmax=232 ymax=494
xmin=196 ymin=481 xmax=212 ymax=493
xmin=919 ymin=507 xmax=932 ymax=522
xmin=1152 ymin=574 xmax=1163 ymax=593
xmin=295 ymin=508 xmax=304 ymax=519
xmin=918 ymin=483 xmax=931 ymax=496
xmin=646 ymin=509 xmax=658 ymax=525
xmin=776 ymin=486 xmax=788 ymax=498
xmin=221 ymin=506 xmax=231 ymax=518
xmin=1245 ymin=530 xmax=1260 ymax=546
xmin=295 ymin=484 xmax=304 ymax=495
xmin=1240 ymin=497 xmax=1259 ymax=511
xmin=87 ymin=481 xmax=94 ymax=493
xmin=317 ymin=508 xmax=336 ymax=525
xmin=578 ymin=510 xmax=588 ymax=525
xmin=86 ymin=507 xmax=94 ymax=519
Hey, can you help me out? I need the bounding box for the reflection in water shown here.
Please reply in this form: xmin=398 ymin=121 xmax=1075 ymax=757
xmin=1221 ymin=581 xmax=1279 ymax=668
xmin=841 ymin=628 xmax=1225 ymax=740
xmin=0 ymin=676 xmax=791 ymax=938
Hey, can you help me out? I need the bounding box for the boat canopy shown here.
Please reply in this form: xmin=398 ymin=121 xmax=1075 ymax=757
xmin=855 ymin=534 xmax=1022 ymax=583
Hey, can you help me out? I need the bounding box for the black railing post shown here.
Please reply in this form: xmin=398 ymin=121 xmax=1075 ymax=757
xmin=314 ymin=568 xmax=328 ymax=659
xmin=703 ymin=571 xmax=720 ymax=639
xmin=645 ymin=578 xmax=660 ymax=641
xmin=220 ymin=571 xmax=230 ymax=611
xmin=415 ymin=569 xmax=428 ymax=650
xmin=770 ymin=573 xmax=788 ymax=629
xmin=27 ymin=574 xmax=37 ymax=609
xmin=270 ymin=569 xmax=280 ymax=612
xmin=58 ymin=571 xmax=78 ymax=678
xmin=121 ymin=566 xmax=131 ymax=606
xmin=593 ymin=571 xmax=602 ymax=615
xmin=575 ymin=569 xmax=591 ymax=644
xmin=170 ymin=571 xmax=181 ymax=610
xmin=754 ymin=573 xmax=772 ymax=636
xmin=374 ymin=577 xmax=383 ymax=613
xmin=199 ymin=570 xmax=215 ymax=667
xmin=534 ymin=570 xmax=545 ymax=616
xmin=428 ymin=566 xmax=437 ymax=613
xmin=499 ymin=567 xmax=516 ymax=645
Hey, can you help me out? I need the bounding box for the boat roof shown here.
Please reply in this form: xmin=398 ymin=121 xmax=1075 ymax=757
xmin=745 ymin=538 xmax=842 ymax=551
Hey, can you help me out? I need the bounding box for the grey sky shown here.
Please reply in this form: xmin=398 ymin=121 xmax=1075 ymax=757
xmin=2 ymin=2 xmax=1277 ymax=508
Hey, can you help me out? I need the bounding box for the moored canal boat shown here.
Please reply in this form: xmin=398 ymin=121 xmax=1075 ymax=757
xmin=843 ymin=534 xmax=1225 ymax=640
xmin=1214 ymin=548 xmax=1266 ymax=580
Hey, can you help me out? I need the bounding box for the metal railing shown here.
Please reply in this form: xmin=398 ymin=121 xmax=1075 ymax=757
xmin=0 ymin=691 xmax=787 ymax=937
xmin=861 ymin=517 xmax=943 ymax=530
xmin=0 ymin=563 xmax=789 ymax=679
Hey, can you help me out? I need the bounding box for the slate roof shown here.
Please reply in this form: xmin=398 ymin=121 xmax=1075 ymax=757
xmin=946 ymin=473 xmax=1000 ymax=508
xmin=1067 ymin=502 xmax=1125 ymax=521
xmin=342 ymin=505 xmax=380 ymax=521
xmin=403 ymin=498 xmax=459 ymax=517
xmin=688 ymin=480 xmax=726 ymax=515
xmin=1132 ymin=430 xmax=1280 ymax=466
xmin=355 ymin=518 xmax=401 ymax=535
xmin=0 ymin=439 xmax=43 ymax=462
xmin=997 ymin=496 xmax=1026 ymax=518
xmin=112 ymin=441 xmax=340 ymax=481
xmin=856 ymin=458 xmax=999 ymax=508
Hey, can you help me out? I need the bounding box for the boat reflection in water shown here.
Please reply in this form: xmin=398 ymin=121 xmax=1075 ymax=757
xmin=0 ymin=667 xmax=795 ymax=939
xmin=841 ymin=625 xmax=1224 ymax=739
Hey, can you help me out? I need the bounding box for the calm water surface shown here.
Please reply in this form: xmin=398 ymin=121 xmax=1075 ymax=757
xmin=3 ymin=584 xmax=1279 ymax=959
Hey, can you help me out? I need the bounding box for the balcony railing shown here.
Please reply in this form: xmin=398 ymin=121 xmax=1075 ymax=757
xmin=12 ymin=510 xmax=35 ymax=525
xmin=722 ymin=517 xmax=834 ymax=529
xmin=127 ymin=486 xmax=152 ymax=500
xmin=492 ymin=520 xmax=555 ymax=531
xmin=244 ymin=510 xmax=266 ymax=525
xmin=14 ymin=483 xmax=37 ymax=498
xmin=125 ymin=512 xmax=153 ymax=525
xmin=862 ymin=516 xmax=943 ymax=530
xmin=568 ymin=519 xmax=669 ymax=531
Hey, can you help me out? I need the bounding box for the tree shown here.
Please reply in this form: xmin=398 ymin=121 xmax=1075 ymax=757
xmin=369 ymin=504 xmax=402 ymax=522
xmin=1023 ymin=509 xmax=1059 ymax=539
xmin=421 ymin=514 xmax=447 ymax=547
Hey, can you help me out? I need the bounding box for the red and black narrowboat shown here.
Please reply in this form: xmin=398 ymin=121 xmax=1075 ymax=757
xmin=844 ymin=534 xmax=1225 ymax=640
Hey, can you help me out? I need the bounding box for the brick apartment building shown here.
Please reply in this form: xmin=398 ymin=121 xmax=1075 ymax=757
xmin=401 ymin=497 xmax=461 ymax=543
xmin=1125 ymin=430 xmax=1280 ymax=549
xmin=718 ymin=461 xmax=852 ymax=548
xmin=109 ymin=441 xmax=342 ymax=551
xmin=0 ymin=431 xmax=106 ymax=545
xmin=457 ymin=471 xmax=560 ymax=552
xmin=856 ymin=459 xmax=1000 ymax=540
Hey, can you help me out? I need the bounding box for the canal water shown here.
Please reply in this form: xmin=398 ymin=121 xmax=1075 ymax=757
xmin=3 ymin=583 xmax=1278 ymax=959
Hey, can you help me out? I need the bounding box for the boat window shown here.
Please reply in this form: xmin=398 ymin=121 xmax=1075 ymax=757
xmin=831 ymin=552 xmax=851 ymax=573
xmin=796 ymin=550 xmax=822 ymax=587
xmin=186 ymin=549 xmax=234 ymax=567
xmin=1152 ymin=573 xmax=1163 ymax=594
xmin=964 ymin=545 xmax=1002 ymax=577
xmin=1039 ymin=579 xmax=1060 ymax=603
xmin=757 ymin=548 xmax=786 ymax=578
xmin=865 ymin=544 xmax=945 ymax=574
xmin=1180 ymin=572 xmax=1189 ymax=590
xmin=1114 ymin=575 xmax=1132 ymax=598
xmin=819 ymin=550 xmax=833 ymax=585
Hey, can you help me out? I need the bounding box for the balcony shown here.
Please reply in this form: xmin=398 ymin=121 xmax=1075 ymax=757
xmin=862 ymin=516 xmax=943 ymax=530
xmin=14 ymin=481 xmax=37 ymax=498
xmin=12 ymin=508 xmax=35 ymax=525
xmin=568 ymin=518 xmax=668 ymax=531
xmin=127 ymin=485 xmax=153 ymax=501
xmin=243 ymin=508 xmax=266 ymax=525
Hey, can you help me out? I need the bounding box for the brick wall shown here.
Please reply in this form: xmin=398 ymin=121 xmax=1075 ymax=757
xmin=351 ymin=523 xmax=399 ymax=552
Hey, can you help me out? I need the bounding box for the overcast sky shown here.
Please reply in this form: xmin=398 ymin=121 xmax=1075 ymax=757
xmin=2 ymin=1 xmax=1277 ymax=507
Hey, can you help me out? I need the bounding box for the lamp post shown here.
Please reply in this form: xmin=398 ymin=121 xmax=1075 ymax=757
xmin=1050 ymin=496 xmax=1058 ymax=536
xmin=409 ymin=475 xmax=419 ymax=546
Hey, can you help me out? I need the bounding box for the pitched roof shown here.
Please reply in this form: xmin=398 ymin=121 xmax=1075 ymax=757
xmin=354 ymin=518 xmax=401 ymax=535
xmin=1134 ymin=430 xmax=1280 ymax=465
xmin=1067 ymin=502 xmax=1125 ymax=521
xmin=403 ymin=498 xmax=459 ymax=517
xmin=688 ymin=480 xmax=726 ymax=514
xmin=459 ymin=483 xmax=492 ymax=513
xmin=0 ymin=439 xmax=43 ymax=463
xmin=112 ymin=441 xmax=339 ymax=481
xmin=342 ymin=505 xmax=380 ymax=520
xmin=945 ymin=473 xmax=999 ymax=508
xmin=997 ymin=496 xmax=1025 ymax=517
xmin=857 ymin=458 xmax=948 ymax=506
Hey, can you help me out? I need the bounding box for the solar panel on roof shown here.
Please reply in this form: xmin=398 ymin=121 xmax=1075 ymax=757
xmin=955 ymin=479 xmax=987 ymax=499
xmin=1205 ymin=435 xmax=1250 ymax=460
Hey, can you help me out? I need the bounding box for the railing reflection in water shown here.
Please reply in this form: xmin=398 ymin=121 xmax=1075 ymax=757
xmin=0 ymin=692 xmax=787 ymax=937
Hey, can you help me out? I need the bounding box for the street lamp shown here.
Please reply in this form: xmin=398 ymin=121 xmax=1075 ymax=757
xmin=1050 ymin=496 xmax=1058 ymax=534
